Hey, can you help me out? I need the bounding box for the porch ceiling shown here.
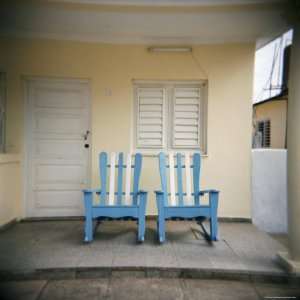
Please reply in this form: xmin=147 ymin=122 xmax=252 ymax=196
xmin=0 ymin=0 xmax=290 ymax=45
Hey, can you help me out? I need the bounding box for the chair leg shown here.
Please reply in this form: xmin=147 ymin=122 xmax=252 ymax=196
xmin=156 ymin=193 xmax=166 ymax=243
xmin=84 ymin=192 xmax=93 ymax=242
xmin=210 ymin=216 xmax=218 ymax=241
xmin=158 ymin=216 xmax=165 ymax=243
xmin=138 ymin=215 xmax=145 ymax=243
xmin=209 ymin=191 xmax=219 ymax=241
xmin=137 ymin=192 xmax=147 ymax=243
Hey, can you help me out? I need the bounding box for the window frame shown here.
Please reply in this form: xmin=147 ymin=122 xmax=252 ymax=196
xmin=133 ymin=80 xmax=208 ymax=155
xmin=257 ymin=119 xmax=271 ymax=148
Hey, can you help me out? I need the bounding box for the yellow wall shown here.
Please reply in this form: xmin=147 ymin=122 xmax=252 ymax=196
xmin=0 ymin=155 xmax=21 ymax=226
xmin=0 ymin=37 xmax=254 ymax=222
xmin=254 ymin=99 xmax=287 ymax=149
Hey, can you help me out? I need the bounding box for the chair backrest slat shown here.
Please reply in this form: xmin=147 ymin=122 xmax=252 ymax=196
xmin=99 ymin=152 xmax=107 ymax=205
xmin=99 ymin=152 xmax=142 ymax=206
xmin=132 ymin=153 xmax=142 ymax=205
xmin=193 ymin=153 xmax=201 ymax=205
xmin=108 ymin=152 xmax=116 ymax=205
xmin=158 ymin=152 xmax=201 ymax=206
xmin=159 ymin=152 xmax=168 ymax=206
xmin=168 ymin=152 xmax=176 ymax=206
xmin=117 ymin=153 xmax=124 ymax=205
xmin=124 ymin=153 xmax=132 ymax=205
xmin=185 ymin=152 xmax=193 ymax=205
xmin=176 ymin=153 xmax=184 ymax=206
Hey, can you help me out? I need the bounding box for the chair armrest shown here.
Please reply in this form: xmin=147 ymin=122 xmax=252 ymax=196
xmin=198 ymin=189 xmax=219 ymax=196
xmin=82 ymin=188 xmax=101 ymax=193
xmin=137 ymin=190 xmax=148 ymax=195
xmin=155 ymin=190 xmax=164 ymax=195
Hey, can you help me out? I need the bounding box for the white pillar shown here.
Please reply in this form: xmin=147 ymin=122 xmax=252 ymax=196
xmin=278 ymin=24 xmax=300 ymax=273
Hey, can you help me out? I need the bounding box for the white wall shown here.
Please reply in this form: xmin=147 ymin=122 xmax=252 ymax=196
xmin=252 ymin=149 xmax=287 ymax=233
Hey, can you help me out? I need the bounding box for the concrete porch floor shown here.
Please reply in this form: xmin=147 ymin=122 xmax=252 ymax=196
xmin=0 ymin=220 xmax=298 ymax=284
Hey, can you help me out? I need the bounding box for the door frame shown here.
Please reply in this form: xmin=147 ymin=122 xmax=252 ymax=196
xmin=22 ymin=76 xmax=92 ymax=218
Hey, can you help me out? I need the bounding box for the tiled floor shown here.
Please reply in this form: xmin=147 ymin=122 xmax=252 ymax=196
xmin=0 ymin=220 xmax=287 ymax=277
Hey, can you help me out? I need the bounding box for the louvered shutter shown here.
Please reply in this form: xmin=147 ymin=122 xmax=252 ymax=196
xmin=136 ymin=87 xmax=165 ymax=148
xmin=172 ymin=87 xmax=201 ymax=148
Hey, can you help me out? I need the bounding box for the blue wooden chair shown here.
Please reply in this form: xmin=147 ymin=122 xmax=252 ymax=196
xmin=155 ymin=152 xmax=219 ymax=243
xmin=83 ymin=152 xmax=147 ymax=243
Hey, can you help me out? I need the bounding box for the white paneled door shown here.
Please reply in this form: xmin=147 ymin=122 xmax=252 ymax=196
xmin=25 ymin=78 xmax=90 ymax=217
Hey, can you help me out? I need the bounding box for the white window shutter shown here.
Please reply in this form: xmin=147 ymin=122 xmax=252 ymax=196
xmin=172 ymin=87 xmax=201 ymax=148
xmin=136 ymin=87 xmax=165 ymax=148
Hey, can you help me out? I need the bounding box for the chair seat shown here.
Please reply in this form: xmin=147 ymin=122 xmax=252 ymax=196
xmin=164 ymin=205 xmax=211 ymax=219
xmin=91 ymin=204 xmax=141 ymax=219
xmin=92 ymin=204 xmax=139 ymax=208
xmin=96 ymin=216 xmax=139 ymax=221
xmin=165 ymin=216 xmax=207 ymax=221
